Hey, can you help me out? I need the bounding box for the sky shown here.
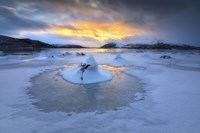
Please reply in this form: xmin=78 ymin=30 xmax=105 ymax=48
xmin=0 ymin=0 xmax=200 ymax=47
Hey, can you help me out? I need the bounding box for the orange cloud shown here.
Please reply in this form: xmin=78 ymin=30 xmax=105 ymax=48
xmin=54 ymin=22 xmax=144 ymax=42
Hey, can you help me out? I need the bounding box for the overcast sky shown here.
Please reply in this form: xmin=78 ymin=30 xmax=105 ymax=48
xmin=0 ymin=0 xmax=200 ymax=46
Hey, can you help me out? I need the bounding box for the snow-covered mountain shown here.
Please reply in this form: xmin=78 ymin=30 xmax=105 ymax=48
xmin=124 ymin=43 xmax=200 ymax=50
xmin=101 ymin=42 xmax=124 ymax=48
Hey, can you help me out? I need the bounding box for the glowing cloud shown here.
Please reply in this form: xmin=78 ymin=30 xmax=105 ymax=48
xmin=54 ymin=22 xmax=144 ymax=42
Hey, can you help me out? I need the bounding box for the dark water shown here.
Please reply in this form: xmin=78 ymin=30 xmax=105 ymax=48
xmin=28 ymin=65 xmax=143 ymax=113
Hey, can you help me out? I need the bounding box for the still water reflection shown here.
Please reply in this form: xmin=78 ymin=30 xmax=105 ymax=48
xmin=29 ymin=65 xmax=143 ymax=113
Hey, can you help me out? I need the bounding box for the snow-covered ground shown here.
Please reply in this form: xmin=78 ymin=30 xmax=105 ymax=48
xmin=0 ymin=49 xmax=200 ymax=133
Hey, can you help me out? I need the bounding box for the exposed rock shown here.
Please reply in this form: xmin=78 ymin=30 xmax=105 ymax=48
xmin=61 ymin=52 xmax=72 ymax=56
xmin=76 ymin=52 xmax=85 ymax=56
xmin=160 ymin=55 xmax=172 ymax=59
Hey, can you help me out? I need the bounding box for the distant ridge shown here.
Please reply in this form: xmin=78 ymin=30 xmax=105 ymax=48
xmin=52 ymin=44 xmax=86 ymax=48
xmin=0 ymin=35 xmax=54 ymax=49
xmin=101 ymin=42 xmax=200 ymax=50
xmin=1 ymin=35 xmax=199 ymax=50
xmin=0 ymin=35 xmax=85 ymax=49
xmin=124 ymin=43 xmax=200 ymax=50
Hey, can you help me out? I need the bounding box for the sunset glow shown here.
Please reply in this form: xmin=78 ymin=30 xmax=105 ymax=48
xmin=54 ymin=22 xmax=143 ymax=42
xmin=1 ymin=0 xmax=199 ymax=46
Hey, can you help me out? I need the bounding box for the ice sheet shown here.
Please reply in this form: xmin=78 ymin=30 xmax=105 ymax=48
xmin=0 ymin=49 xmax=200 ymax=133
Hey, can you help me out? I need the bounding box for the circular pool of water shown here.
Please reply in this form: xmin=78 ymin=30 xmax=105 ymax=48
xmin=28 ymin=65 xmax=144 ymax=113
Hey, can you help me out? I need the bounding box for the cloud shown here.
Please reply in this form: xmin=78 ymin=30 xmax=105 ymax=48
xmin=0 ymin=6 xmax=50 ymax=34
xmin=0 ymin=7 xmax=48 ymax=30
xmin=53 ymin=22 xmax=144 ymax=42
xmin=0 ymin=0 xmax=200 ymax=45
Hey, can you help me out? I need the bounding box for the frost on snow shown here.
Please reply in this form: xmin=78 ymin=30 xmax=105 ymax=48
xmin=61 ymin=55 xmax=112 ymax=84
xmin=1 ymin=50 xmax=200 ymax=133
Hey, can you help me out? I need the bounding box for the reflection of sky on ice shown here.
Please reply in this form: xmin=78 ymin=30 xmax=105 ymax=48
xmin=29 ymin=65 xmax=142 ymax=113
xmin=0 ymin=49 xmax=200 ymax=132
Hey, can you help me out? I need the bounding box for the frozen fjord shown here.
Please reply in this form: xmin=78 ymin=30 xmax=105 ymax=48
xmin=0 ymin=49 xmax=200 ymax=133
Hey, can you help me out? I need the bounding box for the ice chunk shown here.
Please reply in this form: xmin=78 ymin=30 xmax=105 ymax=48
xmin=61 ymin=55 xmax=112 ymax=84
xmin=86 ymin=55 xmax=98 ymax=70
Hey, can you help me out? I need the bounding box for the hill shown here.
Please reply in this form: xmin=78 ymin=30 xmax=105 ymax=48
xmin=0 ymin=35 xmax=86 ymax=50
